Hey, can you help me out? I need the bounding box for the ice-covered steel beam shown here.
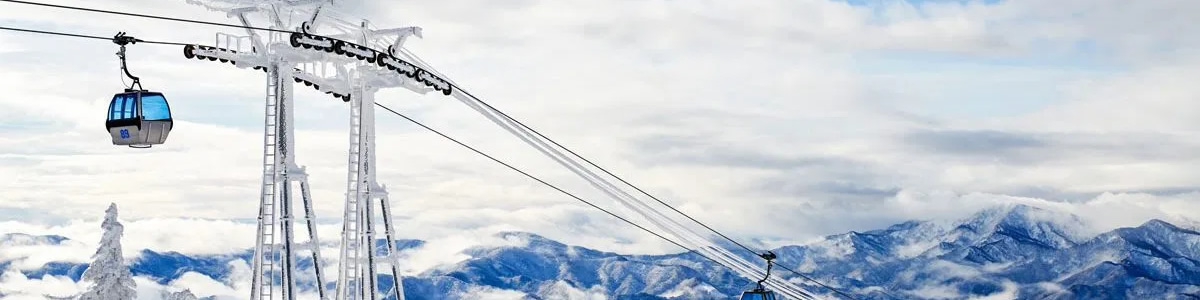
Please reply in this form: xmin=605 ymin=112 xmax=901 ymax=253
xmin=185 ymin=0 xmax=325 ymax=14
xmin=314 ymin=26 xmax=423 ymax=51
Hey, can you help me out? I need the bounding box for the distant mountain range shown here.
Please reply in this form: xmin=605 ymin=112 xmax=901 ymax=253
xmin=3 ymin=204 xmax=1199 ymax=299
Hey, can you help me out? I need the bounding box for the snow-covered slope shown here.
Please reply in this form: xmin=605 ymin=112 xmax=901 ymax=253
xmin=3 ymin=204 xmax=1199 ymax=299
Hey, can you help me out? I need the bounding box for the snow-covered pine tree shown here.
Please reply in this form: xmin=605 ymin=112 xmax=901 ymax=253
xmin=164 ymin=289 xmax=199 ymax=300
xmin=79 ymin=203 xmax=137 ymax=300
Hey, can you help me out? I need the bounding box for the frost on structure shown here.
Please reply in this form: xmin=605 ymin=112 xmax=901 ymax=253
xmin=79 ymin=203 xmax=137 ymax=300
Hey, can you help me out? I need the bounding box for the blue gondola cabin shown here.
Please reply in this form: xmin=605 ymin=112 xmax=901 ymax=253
xmin=106 ymin=90 xmax=172 ymax=148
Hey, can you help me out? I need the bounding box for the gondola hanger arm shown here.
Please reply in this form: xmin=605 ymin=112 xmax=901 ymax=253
xmin=112 ymin=32 xmax=145 ymax=91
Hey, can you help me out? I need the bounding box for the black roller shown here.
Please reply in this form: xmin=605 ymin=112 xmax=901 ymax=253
xmin=183 ymin=45 xmax=196 ymax=59
xmin=333 ymin=41 xmax=345 ymax=54
xmin=352 ymin=45 xmax=369 ymax=59
xmin=289 ymin=33 xmax=302 ymax=48
xmin=376 ymin=53 xmax=389 ymax=67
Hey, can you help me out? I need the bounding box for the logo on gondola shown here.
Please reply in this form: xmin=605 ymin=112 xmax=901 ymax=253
xmin=119 ymin=129 xmax=130 ymax=139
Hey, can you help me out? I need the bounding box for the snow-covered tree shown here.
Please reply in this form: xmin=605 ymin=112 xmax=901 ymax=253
xmin=164 ymin=289 xmax=199 ymax=300
xmin=79 ymin=203 xmax=137 ymax=300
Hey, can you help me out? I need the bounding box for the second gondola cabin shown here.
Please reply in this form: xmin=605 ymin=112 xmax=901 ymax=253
xmin=740 ymin=288 xmax=778 ymax=300
xmin=106 ymin=89 xmax=172 ymax=148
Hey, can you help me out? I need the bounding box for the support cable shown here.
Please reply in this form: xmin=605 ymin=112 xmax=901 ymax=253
xmin=450 ymin=91 xmax=819 ymax=300
xmin=463 ymin=91 xmax=850 ymax=299
xmin=376 ymin=100 xmax=826 ymax=299
xmin=396 ymin=48 xmax=766 ymax=259
xmin=0 ymin=0 xmax=297 ymax=34
xmin=372 ymin=103 xmax=729 ymax=272
xmin=0 ymin=25 xmax=191 ymax=46
xmin=405 ymin=50 xmax=855 ymax=299
xmin=775 ymin=264 xmax=866 ymax=300
xmin=445 ymin=91 xmax=815 ymax=300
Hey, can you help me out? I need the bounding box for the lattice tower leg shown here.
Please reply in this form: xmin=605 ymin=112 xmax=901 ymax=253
xmin=277 ymin=62 xmax=299 ymax=300
xmin=363 ymin=186 xmax=378 ymax=300
xmin=297 ymin=169 xmax=329 ymax=299
xmin=379 ymin=192 xmax=405 ymax=300
xmin=360 ymin=88 xmax=380 ymax=300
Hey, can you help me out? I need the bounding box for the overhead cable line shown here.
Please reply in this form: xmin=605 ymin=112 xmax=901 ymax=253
xmin=0 ymin=0 xmax=297 ymax=34
xmin=775 ymin=264 xmax=862 ymax=300
xmin=469 ymin=90 xmax=762 ymax=254
xmin=385 ymin=50 xmax=819 ymax=299
xmin=407 ymin=52 xmax=857 ymax=299
xmin=482 ymin=110 xmax=867 ymax=298
xmin=372 ymin=102 xmax=733 ymax=270
xmin=450 ymin=96 xmax=819 ymax=298
xmin=395 ymin=49 xmax=766 ymax=257
xmin=0 ymin=25 xmax=191 ymax=46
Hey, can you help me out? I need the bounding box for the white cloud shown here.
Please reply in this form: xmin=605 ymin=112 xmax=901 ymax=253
xmin=457 ymin=285 xmax=528 ymax=300
xmin=0 ymin=270 xmax=85 ymax=299
xmin=0 ymin=217 xmax=260 ymax=258
xmin=906 ymin=284 xmax=961 ymax=300
xmin=0 ymin=236 xmax=91 ymax=270
xmin=536 ymin=280 xmax=608 ymax=300
xmin=167 ymin=271 xmax=242 ymax=299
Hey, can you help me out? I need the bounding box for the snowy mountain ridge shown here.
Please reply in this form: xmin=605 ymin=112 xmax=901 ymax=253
xmin=2 ymin=204 xmax=1199 ymax=299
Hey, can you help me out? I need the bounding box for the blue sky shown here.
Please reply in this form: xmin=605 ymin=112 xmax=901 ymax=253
xmin=1 ymin=0 xmax=1199 ymax=260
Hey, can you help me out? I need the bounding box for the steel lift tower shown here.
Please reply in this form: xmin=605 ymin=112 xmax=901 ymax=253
xmin=184 ymin=1 xmax=432 ymax=299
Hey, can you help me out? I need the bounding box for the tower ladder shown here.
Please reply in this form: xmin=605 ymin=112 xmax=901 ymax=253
xmin=252 ymin=66 xmax=281 ymax=300
xmin=337 ymin=94 xmax=366 ymax=299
